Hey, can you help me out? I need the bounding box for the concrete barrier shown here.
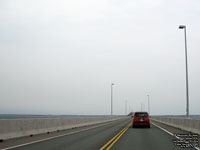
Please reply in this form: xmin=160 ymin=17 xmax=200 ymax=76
xmin=0 ymin=116 xmax=129 ymax=140
xmin=151 ymin=117 xmax=200 ymax=135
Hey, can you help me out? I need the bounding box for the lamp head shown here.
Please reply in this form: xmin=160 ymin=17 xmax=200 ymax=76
xmin=179 ymin=25 xmax=186 ymax=29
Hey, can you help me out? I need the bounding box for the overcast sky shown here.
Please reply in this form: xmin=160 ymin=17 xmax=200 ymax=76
xmin=0 ymin=0 xmax=200 ymax=115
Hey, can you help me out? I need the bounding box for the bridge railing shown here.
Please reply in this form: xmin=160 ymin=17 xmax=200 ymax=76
xmin=0 ymin=116 xmax=129 ymax=141
xmin=151 ymin=117 xmax=200 ymax=135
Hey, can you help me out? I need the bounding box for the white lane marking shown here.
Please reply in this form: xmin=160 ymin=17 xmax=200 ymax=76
xmin=151 ymin=122 xmax=200 ymax=150
xmin=151 ymin=122 xmax=173 ymax=136
xmin=151 ymin=122 xmax=182 ymax=140
xmin=0 ymin=120 xmax=127 ymax=150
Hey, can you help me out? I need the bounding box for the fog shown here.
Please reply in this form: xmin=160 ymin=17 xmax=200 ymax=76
xmin=0 ymin=0 xmax=200 ymax=115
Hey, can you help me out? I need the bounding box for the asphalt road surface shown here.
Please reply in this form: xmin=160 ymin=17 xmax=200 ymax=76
xmin=0 ymin=118 xmax=198 ymax=150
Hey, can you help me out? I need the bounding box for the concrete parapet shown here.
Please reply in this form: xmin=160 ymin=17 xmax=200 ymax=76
xmin=151 ymin=117 xmax=200 ymax=135
xmin=0 ymin=116 xmax=129 ymax=140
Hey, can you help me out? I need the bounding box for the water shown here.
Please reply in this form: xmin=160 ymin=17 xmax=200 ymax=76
xmin=0 ymin=114 xmax=199 ymax=119
xmin=152 ymin=115 xmax=200 ymax=119
xmin=0 ymin=114 xmax=113 ymax=119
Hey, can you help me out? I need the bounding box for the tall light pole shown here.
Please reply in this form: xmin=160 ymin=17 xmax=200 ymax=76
xmin=179 ymin=25 xmax=189 ymax=118
xmin=141 ymin=103 xmax=145 ymax=111
xmin=125 ymin=100 xmax=127 ymax=115
xmin=111 ymin=83 xmax=115 ymax=116
xmin=147 ymin=95 xmax=150 ymax=115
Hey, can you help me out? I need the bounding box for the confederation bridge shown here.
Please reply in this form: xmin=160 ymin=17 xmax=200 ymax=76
xmin=0 ymin=115 xmax=199 ymax=150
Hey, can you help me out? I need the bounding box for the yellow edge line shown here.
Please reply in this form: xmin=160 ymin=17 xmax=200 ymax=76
xmin=106 ymin=123 xmax=132 ymax=150
xmin=99 ymin=122 xmax=132 ymax=150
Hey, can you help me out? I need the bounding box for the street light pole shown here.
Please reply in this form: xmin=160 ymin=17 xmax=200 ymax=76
xmin=179 ymin=25 xmax=189 ymax=118
xmin=141 ymin=103 xmax=145 ymax=111
xmin=125 ymin=100 xmax=127 ymax=115
xmin=111 ymin=83 xmax=115 ymax=116
xmin=147 ymin=95 xmax=150 ymax=115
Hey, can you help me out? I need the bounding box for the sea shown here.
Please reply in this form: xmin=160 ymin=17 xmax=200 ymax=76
xmin=0 ymin=114 xmax=199 ymax=119
xmin=0 ymin=114 xmax=118 ymax=119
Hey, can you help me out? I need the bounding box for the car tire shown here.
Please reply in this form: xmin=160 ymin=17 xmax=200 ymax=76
xmin=132 ymin=124 xmax=134 ymax=128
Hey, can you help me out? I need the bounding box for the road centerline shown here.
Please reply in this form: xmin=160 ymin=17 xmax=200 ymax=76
xmin=99 ymin=121 xmax=132 ymax=150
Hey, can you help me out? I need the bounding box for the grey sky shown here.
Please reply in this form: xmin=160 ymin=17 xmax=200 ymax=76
xmin=0 ymin=0 xmax=200 ymax=115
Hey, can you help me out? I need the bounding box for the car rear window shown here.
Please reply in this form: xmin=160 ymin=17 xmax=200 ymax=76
xmin=135 ymin=113 xmax=148 ymax=117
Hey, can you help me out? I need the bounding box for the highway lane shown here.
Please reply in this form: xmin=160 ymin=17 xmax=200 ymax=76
xmin=1 ymin=118 xmax=198 ymax=150
xmin=2 ymin=119 xmax=130 ymax=150
xmin=110 ymin=123 xmax=196 ymax=150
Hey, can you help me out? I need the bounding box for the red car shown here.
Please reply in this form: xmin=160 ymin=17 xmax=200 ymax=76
xmin=132 ymin=112 xmax=150 ymax=128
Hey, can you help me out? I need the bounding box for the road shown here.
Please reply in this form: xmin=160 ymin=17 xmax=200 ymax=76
xmin=0 ymin=118 xmax=198 ymax=150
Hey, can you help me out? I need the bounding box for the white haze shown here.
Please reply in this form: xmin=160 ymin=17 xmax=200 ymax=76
xmin=0 ymin=0 xmax=200 ymax=115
